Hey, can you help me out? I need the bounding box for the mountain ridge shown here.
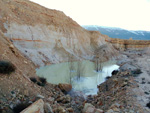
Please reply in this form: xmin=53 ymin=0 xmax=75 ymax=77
xmin=83 ymin=25 xmax=150 ymax=40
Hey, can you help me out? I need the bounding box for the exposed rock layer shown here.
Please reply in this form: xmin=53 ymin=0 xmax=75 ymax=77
xmin=0 ymin=0 xmax=117 ymax=66
xmin=105 ymin=37 xmax=150 ymax=50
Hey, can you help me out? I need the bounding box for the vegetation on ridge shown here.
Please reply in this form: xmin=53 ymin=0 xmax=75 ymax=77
xmin=0 ymin=61 xmax=16 ymax=74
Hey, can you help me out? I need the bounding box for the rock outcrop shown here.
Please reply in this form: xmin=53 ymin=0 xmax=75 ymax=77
xmin=0 ymin=0 xmax=117 ymax=66
xmin=0 ymin=27 xmax=43 ymax=112
xmin=83 ymin=103 xmax=103 ymax=113
xmin=105 ymin=37 xmax=150 ymax=50
xmin=58 ymin=83 xmax=72 ymax=93
xmin=20 ymin=99 xmax=44 ymax=113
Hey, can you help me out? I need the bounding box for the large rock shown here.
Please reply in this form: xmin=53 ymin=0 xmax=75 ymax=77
xmin=53 ymin=106 xmax=66 ymax=113
xmin=107 ymin=38 xmax=150 ymax=50
xmin=20 ymin=99 xmax=44 ymax=113
xmin=83 ymin=103 xmax=103 ymax=113
xmin=44 ymin=103 xmax=53 ymax=113
xmin=56 ymin=95 xmax=71 ymax=103
xmin=58 ymin=83 xmax=72 ymax=93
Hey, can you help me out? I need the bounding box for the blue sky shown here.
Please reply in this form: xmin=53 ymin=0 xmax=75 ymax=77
xmin=30 ymin=0 xmax=150 ymax=31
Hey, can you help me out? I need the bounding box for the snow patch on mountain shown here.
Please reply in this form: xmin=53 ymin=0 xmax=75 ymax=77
xmin=82 ymin=25 xmax=150 ymax=40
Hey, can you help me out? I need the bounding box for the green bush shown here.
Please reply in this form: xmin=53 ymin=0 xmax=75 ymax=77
xmin=132 ymin=69 xmax=142 ymax=75
xmin=36 ymin=77 xmax=47 ymax=87
xmin=37 ymin=81 xmax=44 ymax=86
xmin=0 ymin=61 xmax=16 ymax=74
xmin=30 ymin=77 xmax=37 ymax=83
xmin=39 ymin=77 xmax=47 ymax=85
xmin=130 ymin=69 xmax=142 ymax=77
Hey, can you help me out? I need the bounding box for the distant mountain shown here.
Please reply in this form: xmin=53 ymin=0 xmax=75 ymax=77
xmin=82 ymin=25 xmax=150 ymax=40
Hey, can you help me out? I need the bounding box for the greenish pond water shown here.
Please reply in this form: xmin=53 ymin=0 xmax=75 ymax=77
xmin=36 ymin=60 xmax=119 ymax=95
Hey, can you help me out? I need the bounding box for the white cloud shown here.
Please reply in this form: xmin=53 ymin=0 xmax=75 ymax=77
xmin=30 ymin=0 xmax=150 ymax=31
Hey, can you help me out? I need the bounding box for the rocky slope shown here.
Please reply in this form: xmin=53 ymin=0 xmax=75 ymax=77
xmin=0 ymin=0 xmax=118 ymax=112
xmin=0 ymin=30 xmax=81 ymax=113
xmin=0 ymin=29 xmax=41 ymax=112
xmin=0 ymin=0 xmax=117 ymax=66
xmin=1 ymin=0 xmax=150 ymax=113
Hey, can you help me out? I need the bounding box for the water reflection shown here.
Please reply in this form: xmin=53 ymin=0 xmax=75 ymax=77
xmin=36 ymin=60 xmax=119 ymax=95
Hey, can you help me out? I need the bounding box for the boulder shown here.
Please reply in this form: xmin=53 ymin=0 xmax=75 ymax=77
xmin=67 ymin=108 xmax=74 ymax=112
xmin=36 ymin=94 xmax=45 ymax=99
xmin=9 ymin=44 xmax=17 ymax=55
xmin=83 ymin=103 xmax=103 ymax=113
xmin=20 ymin=99 xmax=44 ymax=113
xmin=56 ymin=95 xmax=71 ymax=103
xmin=106 ymin=109 xmax=114 ymax=113
xmin=9 ymin=44 xmax=14 ymax=50
xmin=44 ymin=103 xmax=53 ymax=113
xmin=53 ymin=106 xmax=66 ymax=113
xmin=47 ymin=97 xmax=55 ymax=104
xmin=107 ymin=103 xmax=121 ymax=113
xmin=58 ymin=83 xmax=72 ymax=93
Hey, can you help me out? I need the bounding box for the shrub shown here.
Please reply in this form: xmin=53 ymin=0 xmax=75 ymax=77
xmin=0 ymin=61 xmax=16 ymax=74
xmin=37 ymin=81 xmax=45 ymax=87
xmin=36 ymin=77 xmax=47 ymax=87
xmin=13 ymin=102 xmax=31 ymax=113
xmin=39 ymin=77 xmax=47 ymax=85
xmin=30 ymin=77 xmax=37 ymax=83
xmin=132 ymin=69 xmax=142 ymax=75
xmin=37 ymin=82 xmax=43 ymax=86
xmin=130 ymin=69 xmax=142 ymax=77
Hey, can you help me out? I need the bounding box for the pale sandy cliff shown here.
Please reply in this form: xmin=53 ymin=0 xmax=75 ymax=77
xmin=0 ymin=0 xmax=117 ymax=66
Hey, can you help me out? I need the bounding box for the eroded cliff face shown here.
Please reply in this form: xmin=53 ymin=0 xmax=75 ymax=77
xmin=105 ymin=37 xmax=150 ymax=50
xmin=0 ymin=0 xmax=117 ymax=66
xmin=0 ymin=30 xmax=43 ymax=103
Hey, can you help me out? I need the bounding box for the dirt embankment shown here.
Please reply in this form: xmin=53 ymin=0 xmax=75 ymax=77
xmin=105 ymin=37 xmax=150 ymax=50
xmin=0 ymin=31 xmax=39 ymax=112
xmin=116 ymin=49 xmax=150 ymax=113
xmin=1 ymin=0 xmax=150 ymax=113
xmin=0 ymin=31 xmax=78 ymax=113
xmin=84 ymin=49 xmax=150 ymax=113
xmin=0 ymin=0 xmax=117 ymax=66
xmin=0 ymin=0 xmax=117 ymax=112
